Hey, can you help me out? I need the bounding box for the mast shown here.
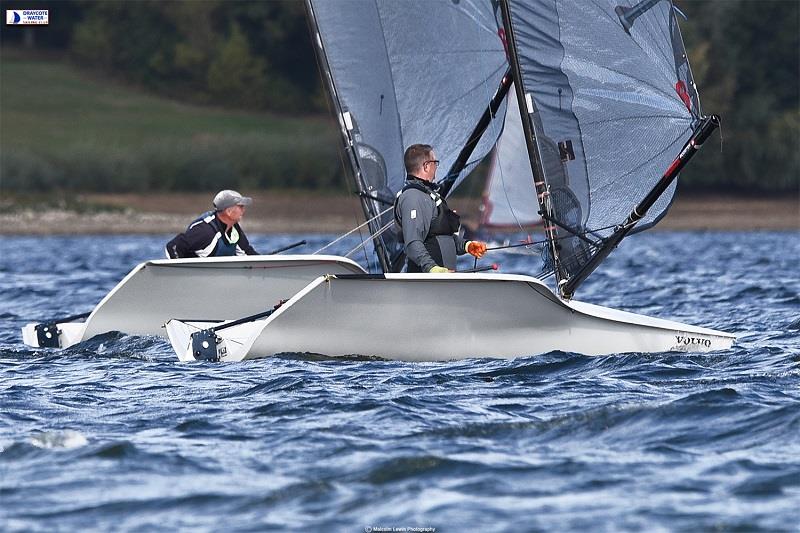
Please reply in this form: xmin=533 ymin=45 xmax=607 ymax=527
xmin=304 ymin=0 xmax=392 ymax=272
xmin=497 ymin=0 xmax=567 ymax=283
xmin=559 ymin=114 xmax=720 ymax=298
xmin=438 ymin=67 xmax=513 ymax=198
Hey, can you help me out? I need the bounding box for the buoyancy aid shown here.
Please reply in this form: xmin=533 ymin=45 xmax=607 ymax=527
xmin=394 ymin=177 xmax=461 ymax=272
xmin=189 ymin=211 xmax=239 ymax=257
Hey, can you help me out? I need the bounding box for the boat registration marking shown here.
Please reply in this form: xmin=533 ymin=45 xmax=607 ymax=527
xmin=672 ymin=334 xmax=713 ymax=350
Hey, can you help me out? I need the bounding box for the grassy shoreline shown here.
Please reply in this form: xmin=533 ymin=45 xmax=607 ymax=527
xmin=1 ymin=55 xmax=342 ymax=193
xmin=3 ymin=55 xmax=797 ymax=237
xmin=1 ymin=192 xmax=796 ymax=235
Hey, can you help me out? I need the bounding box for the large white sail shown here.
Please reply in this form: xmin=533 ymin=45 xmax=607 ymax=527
xmin=504 ymin=0 xmax=702 ymax=280
xmin=307 ymin=0 xmax=509 ymax=270
xmin=481 ymin=82 xmax=541 ymax=230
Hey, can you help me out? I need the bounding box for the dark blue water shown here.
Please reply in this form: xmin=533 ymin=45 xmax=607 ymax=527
xmin=1 ymin=231 xmax=799 ymax=532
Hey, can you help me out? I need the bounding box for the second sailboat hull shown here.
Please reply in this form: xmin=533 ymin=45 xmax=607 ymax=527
xmin=166 ymin=273 xmax=735 ymax=362
xmin=21 ymin=255 xmax=366 ymax=349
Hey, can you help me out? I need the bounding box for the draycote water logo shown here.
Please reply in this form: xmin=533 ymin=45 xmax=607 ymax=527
xmin=6 ymin=10 xmax=49 ymax=25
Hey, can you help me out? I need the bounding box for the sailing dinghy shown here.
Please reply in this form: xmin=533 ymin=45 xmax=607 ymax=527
xmin=167 ymin=273 xmax=733 ymax=362
xmin=22 ymin=255 xmax=365 ymax=349
xmin=165 ymin=0 xmax=735 ymax=362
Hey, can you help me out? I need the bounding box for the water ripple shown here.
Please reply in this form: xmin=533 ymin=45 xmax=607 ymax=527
xmin=0 ymin=232 xmax=798 ymax=531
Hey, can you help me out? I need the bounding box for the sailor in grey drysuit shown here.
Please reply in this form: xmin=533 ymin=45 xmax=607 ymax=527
xmin=394 ymin=144 xmax=487 ymax=272
xmin=394 ymin=175 xmax=468 ymax=272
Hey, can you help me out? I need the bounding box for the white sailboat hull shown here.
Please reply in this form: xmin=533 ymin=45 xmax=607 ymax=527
xmin=21 ymin=255 xmax=366 ymax=349
xmin=166 ymin=273 xmax=735 ymax=362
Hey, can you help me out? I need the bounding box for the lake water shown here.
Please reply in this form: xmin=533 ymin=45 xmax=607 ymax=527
xmin=1 ymin=231 xmax=798 ymax=532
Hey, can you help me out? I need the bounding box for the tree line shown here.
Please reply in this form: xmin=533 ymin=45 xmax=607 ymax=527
xmin=2 ymin=0 xmax=321 ymax=112
xmin=1 ymin=0 xmax=797 ymax=193
xmin=677 ymin=1 xmax=798 ymax=192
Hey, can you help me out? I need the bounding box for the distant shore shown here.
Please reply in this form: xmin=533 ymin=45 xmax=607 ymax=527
xmin=1 ymin=192 xmax=797 ymax=235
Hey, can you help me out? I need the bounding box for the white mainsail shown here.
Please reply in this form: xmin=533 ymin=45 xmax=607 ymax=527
xmin=308 ymin=0 xmax=509 ymax=271
xmin=480 ymin=82 xmax=541 ymax=231
xmin=503 ymin=0 xmax=703 ymax=284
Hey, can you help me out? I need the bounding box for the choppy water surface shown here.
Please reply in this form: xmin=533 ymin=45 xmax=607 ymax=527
xmin=1 ymin=232 xmax=798 ymax=532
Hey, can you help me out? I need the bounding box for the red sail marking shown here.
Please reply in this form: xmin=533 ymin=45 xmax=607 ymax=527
xmin=498 ymin=29 xmax=509 ymax=60
xmin=675 ymin=81 xmax=692 ymax=112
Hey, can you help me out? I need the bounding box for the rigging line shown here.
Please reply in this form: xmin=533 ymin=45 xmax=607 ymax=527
xmin=485 ymin=222 xmax=617 ymax=252
xmin=308 ymin=13 xmax=358 ymax=206
xmin=540 ymin=212 xmax=599 ymax=246
xmin=439 ymin=156 xmax=490 ymax=186
xmin=487 ymin=239 xmax=545 ymax=251
xmin=593 ymin=222 xmax=621 ymax=232
xmin=358 ymin=220 xmax=371 ymax=271
xmin=662 ymin=5 xmax=690 ymax=78
xmin=180 ymin=320 xmax=249 ymax=349
xmin=307 ymin=1 xmax=392 ymax=272
xmin=344 ymin=219 xmax=395 ymax=258
xmin=536 ymin=269 xmax=556 ymax=281
xmin=581 ymin=221 xmax=624 ymax=240
xmin=312 ymin=205 xmax=393 ymax=255
xmin=435 ymin=30 xmax=508 ymax=197
xmin=489 ymin=219 xmax=642 ymax=252
xmin=500 ymin=0 xmax=568 ymax=282
xmin=567 ymin=214 xmax=631 ymax=241
xmin=353 ymin=191 xmax=376 ymax=272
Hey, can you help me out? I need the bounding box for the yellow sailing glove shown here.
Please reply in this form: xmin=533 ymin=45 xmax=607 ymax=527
xmin=466 ymin=240 xmax=487 ymax=259
xmin=428 ymin=266 xmax=450 ymax=273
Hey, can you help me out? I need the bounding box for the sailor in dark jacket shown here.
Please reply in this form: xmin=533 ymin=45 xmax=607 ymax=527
xmin=165 ymin=190 xmax=259 ymax=258
xmin=394 ymin=144 xmax=487 ymax=272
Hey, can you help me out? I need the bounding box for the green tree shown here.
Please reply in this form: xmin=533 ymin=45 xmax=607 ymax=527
xmin=207 ymin=23 xmax=269 ymax=108
xmin=679 ymin=0 xmax=799 ymax=192
xmin=71 ymin=2 xmax=179 ymax=89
